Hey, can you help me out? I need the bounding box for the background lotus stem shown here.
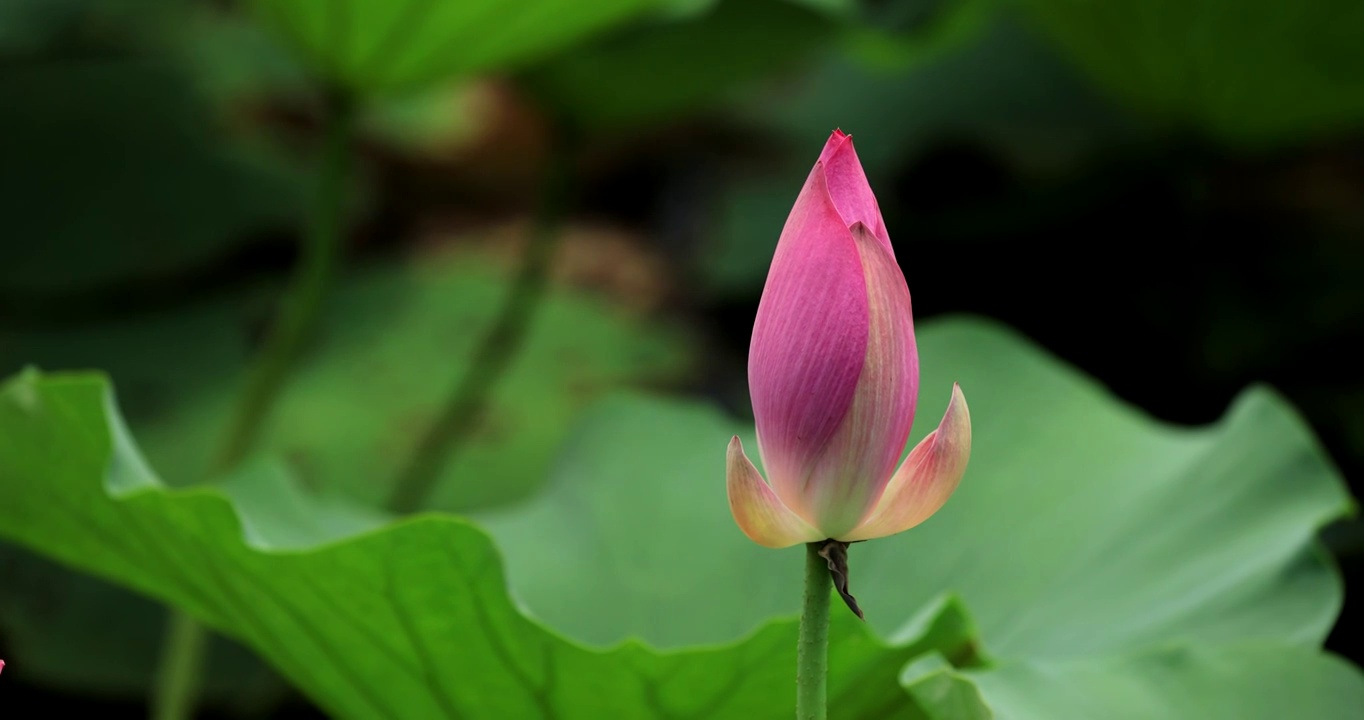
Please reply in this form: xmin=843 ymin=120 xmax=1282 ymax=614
xmin=798 ymin=541 xmax=832 ymax=720
xmin=151 ymin=611 xmax=209 ymax=720
xmin=210 ymin=94 xmax=357 ymax=473
xmin=150 ymin=91 xmax=357 ymax=720
xmin=385 ymin=132 xmax=575 ymax=514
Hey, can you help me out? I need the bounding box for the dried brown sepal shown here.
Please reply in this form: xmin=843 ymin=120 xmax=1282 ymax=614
xmin=816 ymin=539 xmax=864 ymax=619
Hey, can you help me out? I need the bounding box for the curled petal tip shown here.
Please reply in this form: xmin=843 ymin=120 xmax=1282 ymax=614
xmin=839 ymin=386 xmax=971 ymax=542
xmin=727 ymin=438 xmax=822 ymax=549
xmin=817 ymin=132 xmax=891 ymax=253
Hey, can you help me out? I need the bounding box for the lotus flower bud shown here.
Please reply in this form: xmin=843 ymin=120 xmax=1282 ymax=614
xmin=727 ymin=129 xmax=971 ymax=549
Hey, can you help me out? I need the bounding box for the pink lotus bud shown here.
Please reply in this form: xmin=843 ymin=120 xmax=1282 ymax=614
xmin=727 ymin=129 xmax=972 ymax=548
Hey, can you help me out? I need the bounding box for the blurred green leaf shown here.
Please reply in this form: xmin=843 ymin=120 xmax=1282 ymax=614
xmin=703 ymin=9 xmax=1135 ymax=297
xmin=356 ymin=80 xmax=488 ymax=157
xmin=0 ymin=371 xmax=974 ymax=718
xmin=740 ymin=0 xmax=1013 ymax=175
xmin=248 ymin=0 xmax=666 ymax=93
xmin=0 ymin=0 xmax=187 ymax=56
xmin=0 ymin=0 xmax=84 ymax=53
xmin=1012 ymin=0 xmax=1364 ymax=144
xmin=521 ymin=0 xmax=835 ymax=130
xmin=0 ymin=58 xmax=302 ymax=294
xmin=475 ymin=317 xmax=1360 ymax=714
xmin=663 ymin=0 xmax=855 ymax=18
xmin=2 ymin=253 xmax=692 ymax=511
xmin=170 ymin=4 xmax=315 ymax=109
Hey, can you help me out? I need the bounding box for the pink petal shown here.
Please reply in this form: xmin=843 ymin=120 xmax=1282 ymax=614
xmin=839 ymin=384 xmax=971 ymax=542
xmin=748 ymin=157 xmax=870 ymax=522
xmin=726 ymin=437 xmax=823 ymax=548
xmin=818 ymin=129 xmax=893 ymax=257
xmin=798 ymin=222 xmax=919 ymax=538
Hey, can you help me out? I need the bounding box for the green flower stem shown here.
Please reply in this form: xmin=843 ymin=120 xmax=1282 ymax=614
xmin=798 ymin=542 xmax=832 ymax=720
xmin=150 ymin=95 xmax=357 ymax=720
xmin=385 ymin=137 xmax=574 ymax=514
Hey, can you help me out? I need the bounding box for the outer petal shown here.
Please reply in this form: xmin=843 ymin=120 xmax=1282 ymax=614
xmin=817 ymin=130 xmax=893 ymax=256
xmin=726 ymin=437 xmax=823 ymax=548
xmin=839 ymin=384 xmax=970 ymax=542
xmin=798 ymin=222 xmax=919 ymax=538
xmin=748 ymin=160 xmax=869 ymax=522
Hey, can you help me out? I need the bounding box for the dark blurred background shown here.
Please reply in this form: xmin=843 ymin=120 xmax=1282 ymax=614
xmin=2 ymin=0 xmax=1362 ymax=716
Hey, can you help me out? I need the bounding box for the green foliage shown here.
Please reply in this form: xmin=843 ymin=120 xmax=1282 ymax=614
xmin=1 ymin=318 xmax=1359 ymax=716
xmin=0 ymin=59 xmax=301 ymax=293
xmin=1012 ymin=0 xmax=1364 ymax=145
xmin=0 ymin=371 xmax=965 ymax=718
xmin=698 ymin=5 xmax=1136 ymax=297
xmin=900 ymin=655 xmax=993 ymax=720
xmin=0 ymin=0 xmax=85 ymax=53
xmin=248 ymin=0 xmax=666 ymax=93
xmin=2 ymin=254 xmax=692 ymax=511
xmin=0 ymin=545 xmax=283 ymax=708
xmin=2 ymin=0 xmax=1363 ymax=715
xmin=0 ymin=253 xmax=691 ymax=696
xmin=973 ymin=643 xmax=1364 ymax=719
xmin=521 ymin=0 xmax=836 ymax=130
xmin=478 ymin=317 xmax=1359 ymax=714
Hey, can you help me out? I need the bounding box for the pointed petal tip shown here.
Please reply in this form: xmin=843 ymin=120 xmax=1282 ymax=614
xmin=819 ymin=128 xmax=855 ymax=162
xmin=816 ymin=130 xmax=891 ymax=252
xmin=727 ymin=439 xmax=822 ymax=549
xmin=945 ymin=383 xmax=970 ymax=425
xmin=839 ymin=384 xmax=972 ymax=542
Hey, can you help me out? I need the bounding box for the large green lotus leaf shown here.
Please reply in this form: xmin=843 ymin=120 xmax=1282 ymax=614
xmin=0 ymin=455 xmax=382 ymax=705
xmin=0 ymin=254 xmax=689 ymax=697
xmin=0 ymin=543 xmax=286 ymax=709
xmin=0 ymin=460 xmax=383 ymax=705
xmin=1012 ymin=0 xmax=1364 ymax=145
xmin=0 ymin=370 xmax=976 ymax=718
xmin=956 ymin=643 xmax=1364 ymax=719
xmin=520 ymin=0 xmax=835 ymax=131
xmin=248 ymin=0 xmax=664 ymax=93
xmin=478 ymin=316 xmax=1350 ymax=653
xmin=472 ymin=316 xmax=1359 ymax=715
